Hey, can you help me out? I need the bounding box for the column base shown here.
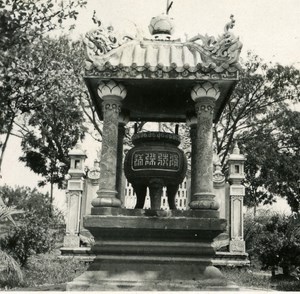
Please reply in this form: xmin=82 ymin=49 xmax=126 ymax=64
xmin=92 ymin=189 xmax=122 ymax=207
xmin=63 ymin=235 xmax=80 ymax=248
xmin=66 ymin=210 xmax=237 ymax=291
xmin=190 ymin=193 xmax=219 ymax=210
xmin=229 ymin=239 xmax=246 ymax=253
xmin=67 ymin=257 xmax=238 ymax=291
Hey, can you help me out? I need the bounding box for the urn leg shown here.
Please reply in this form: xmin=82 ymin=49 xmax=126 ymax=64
xmin=167 ymin=184 xmax=179 ymax=210
xmin=149 ymin=179 xmax=164 ymax=210
xmin=132 ymin=184 xmax=147 ymax=209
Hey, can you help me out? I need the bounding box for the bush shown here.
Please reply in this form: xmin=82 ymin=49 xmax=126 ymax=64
xmin=245 ymin=210 xmax=300 ymax=277
xmin=0 ymin=186 xmax=65 ymax=266
xmin=0 ymin=250 xmax=23 ymax=288
xmin=1 ymin=214 xmax=55 ymax=266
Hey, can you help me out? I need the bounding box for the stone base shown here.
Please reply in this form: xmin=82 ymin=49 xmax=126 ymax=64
xmin=214 ymin=251 xmax=250 ymax=267
xmin=63 ymin=235 xmax=80 ymax=248
xmin=67 ymin=208 xmax=236 ymax=291
xmin=67 ymin=256 xmax=237 ymax=291
xmin=60 ymin=247 xmax=95 ymax=262
xmin=229 ymin=239 xmax=246 ymax=253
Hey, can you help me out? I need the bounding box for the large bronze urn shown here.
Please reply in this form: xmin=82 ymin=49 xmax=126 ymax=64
xmin=124 ymin=132 xmax=187 ymax=210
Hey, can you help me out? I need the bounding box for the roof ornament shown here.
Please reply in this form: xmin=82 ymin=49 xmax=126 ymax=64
xmin=84 ymin=11 xmax=133 ymax=66
xmin=224 ymin=14 xmax=235 ymax=33
xmin=166 ymin=0 xmax=173 ymax=15
xmin=187 ymin=15 xmax=243 ymax=72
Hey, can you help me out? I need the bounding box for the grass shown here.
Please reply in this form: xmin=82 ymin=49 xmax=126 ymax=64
xmin=2 ymin=250 xmax=300 ymax=291
xmin=222 ymin=267 xmax=300 ymax=291
xmin=222 ymin=267 xmax=274 ymax=290
xmin=0 ymin=249 xmax=89 ymax=290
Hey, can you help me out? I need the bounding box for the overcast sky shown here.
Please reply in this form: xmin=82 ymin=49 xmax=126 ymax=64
xmin=1 ymin=0 xmax=299 ymax=212
xmin=70 ymin=0 xmax=300 ymax=66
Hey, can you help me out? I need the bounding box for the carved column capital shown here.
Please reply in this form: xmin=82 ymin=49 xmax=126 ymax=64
xmin=97 ymin=80 xmax=127 ymax=100
xmin=191 ymin=81 xmax=220 ymax=102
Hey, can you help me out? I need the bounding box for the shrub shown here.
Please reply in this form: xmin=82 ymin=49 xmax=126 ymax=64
xmin=1 ymin=213 xmax=56 ymax=266
xmin=0 ymin=186 xmax=65 ymax=266
xmin=0 ymin=249 xmax=23 ymax=288
xmin=245 ymin=210 xmax=300 ymax=277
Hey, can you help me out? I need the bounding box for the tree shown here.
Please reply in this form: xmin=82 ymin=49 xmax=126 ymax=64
xmin=0 ymin=0 xmax=87 ymax=175
xmin=211 ymin=52 xmax=300 ymax=211
xmin=16 ymin=36 xmax=87 ymax=200
xmin=240 ymin=109 xmax=300 ymax=212
xmin=214 ymin=52 xmax=300 ymax=165
xmin=0 ymin=33 xmax=87 ymax=198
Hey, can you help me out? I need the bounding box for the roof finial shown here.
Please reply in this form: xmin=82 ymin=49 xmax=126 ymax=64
xmin=166 ymin=0 xmax=173 ymax=15
xmin=224 ymin=14 xmax=235 ymax=34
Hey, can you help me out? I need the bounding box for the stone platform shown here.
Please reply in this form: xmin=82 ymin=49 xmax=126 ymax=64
xmin=67 ymin=208 xmax=238 ymax=291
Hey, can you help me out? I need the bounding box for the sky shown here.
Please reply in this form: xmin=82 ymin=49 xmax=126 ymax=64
xmin=1 ymin=0 xmax=299 ymax=213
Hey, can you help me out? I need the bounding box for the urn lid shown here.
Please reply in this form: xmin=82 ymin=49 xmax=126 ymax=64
xmin=132 ymin=132 xmax=181 ymax=146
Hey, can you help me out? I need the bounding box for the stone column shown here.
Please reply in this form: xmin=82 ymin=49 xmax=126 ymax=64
xmin=116 ymin=113 xmax=128 ymax=206
xmin=92 ymin=80 xmax=126 ymax=208
xmin=186 ymin=116 xmax=197 ymax=198
xmin=189 ymin=82 xmax=220 ymax=210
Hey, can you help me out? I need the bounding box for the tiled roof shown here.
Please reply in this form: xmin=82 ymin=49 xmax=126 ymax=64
xmin=86 ymin=38 xmax=241 ymax=77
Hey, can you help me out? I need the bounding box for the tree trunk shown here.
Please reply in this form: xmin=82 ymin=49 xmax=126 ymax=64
xmin=271 ymin=266 xmax=276 ymax=277
xmin=282 ymin=265 xmax=290 ymax=276
xmin=49 ymin=175 xmax=53 ymax=217
xmin=0 ymin=115 xmax=15 ymax=175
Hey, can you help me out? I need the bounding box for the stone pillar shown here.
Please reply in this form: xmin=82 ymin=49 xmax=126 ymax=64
xmin=92 ymin=80 xmax=126 ymax=208
xmin=227 ymin=142 xmax=246 ymax=253
xmin=189 ymin=82 xmax=220 ymax=210
xmin=116 ymin=114 xmax=128 ymax=206
xmin=186 ymin=116 xmax=197 ymax=198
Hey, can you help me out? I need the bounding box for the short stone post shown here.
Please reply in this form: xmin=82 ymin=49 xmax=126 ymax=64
xmin=63 ymin=145 xmax=86 ymax=248
xmin=92 ymin=80 xmax=127 ymax=208
xmin=189 ymin=82 xmax=220 ymax=210
xmin=227 ymin=142 xmax=246 ymax=253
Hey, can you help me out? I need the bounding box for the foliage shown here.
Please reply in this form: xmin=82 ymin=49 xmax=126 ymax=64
xmin=0 ymin=0 xmax=86 ymax=175
xmin=0 ymin=185 xmax=64 ymax=266
xmin=0 ymin=194 xmax=24 ymax=288
xmin=0 ymin=185 xmax=64 ymax=223
xmin=9 ymin=35 xmax=87 ymax=189
xmin=0 ymin=205 xmax=23 ymax=226
xmin=1 ymin=214 xmax=56 ymax=266
xmin=244 ymin=210 xmax=300 ymax=277
xmin=0 ymin=250 xmax=23 ymax=288
xmin=241 ymin=109 xmax=300 ymax=211
xmin=212 ymin=52 xmax=300 ymax=211
xmin=215 ymin=52 xmax=300 ymax=164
